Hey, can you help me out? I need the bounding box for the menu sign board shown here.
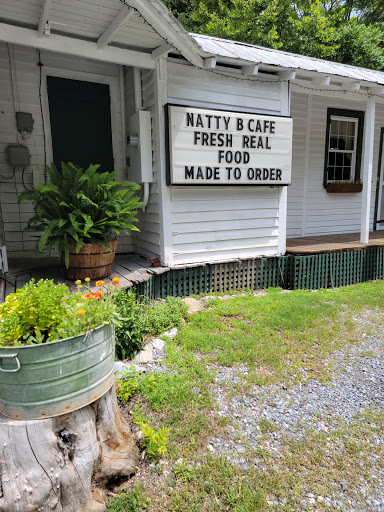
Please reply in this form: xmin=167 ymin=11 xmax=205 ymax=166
xmin=167 ymin=105 xmax=292 ymax=185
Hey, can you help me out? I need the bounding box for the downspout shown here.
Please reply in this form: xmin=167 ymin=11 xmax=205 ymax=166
xmin=133 ymin=67 xmax=149 ymax=212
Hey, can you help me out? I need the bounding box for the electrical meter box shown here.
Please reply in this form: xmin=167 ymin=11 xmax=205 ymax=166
xmin=16 ymin=112 xmax=34 ymax=133
xmin=129 ymin=110 xmax=153 ymax=183
xmin=6 ymin=144 xmax=31 ymax=166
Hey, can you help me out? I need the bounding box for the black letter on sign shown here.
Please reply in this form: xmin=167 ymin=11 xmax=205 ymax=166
xmin=276 ymin=169 xmax=282 ymax=181
xmin=237 ymin=118 xmax=244 ymax=131
xmin=186 ymin=113 xmax=194 ymax=127
xmin=185 ymin=166 xmax=194 ymax=179
xmin=234 ymin=168 xmax=241 ymax=180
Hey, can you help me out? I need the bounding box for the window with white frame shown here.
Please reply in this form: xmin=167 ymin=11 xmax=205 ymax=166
xmin=324 ymin=108 xmax=364 ymax=186
xmin=327 ymin=116 xmax=358 ymax=181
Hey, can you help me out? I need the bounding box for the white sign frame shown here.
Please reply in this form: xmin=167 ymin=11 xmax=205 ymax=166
xmin=167 ymin=104 xmax=292 ymax=186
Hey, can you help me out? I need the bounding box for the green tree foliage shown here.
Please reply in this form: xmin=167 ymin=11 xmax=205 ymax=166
xmin=165 ymin=0 xmax=384 ymax=70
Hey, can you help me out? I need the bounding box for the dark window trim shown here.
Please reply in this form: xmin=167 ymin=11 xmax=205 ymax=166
xmin=323 ymin=108 xmax=365 ymax=187
xmin=373 ymin=128 xmax=384 ymax=231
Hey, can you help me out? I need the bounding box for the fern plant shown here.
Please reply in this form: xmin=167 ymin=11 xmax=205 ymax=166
xmin=18 ymin=163 xmax=142 ymax=267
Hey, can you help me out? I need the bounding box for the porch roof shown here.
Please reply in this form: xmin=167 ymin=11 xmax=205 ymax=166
xmin=191 ymin=33 xmax=384 ymax=88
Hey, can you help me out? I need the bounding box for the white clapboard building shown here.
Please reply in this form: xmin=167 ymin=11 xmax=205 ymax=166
xmin=1 ymin=0 xmax=384 ymax=288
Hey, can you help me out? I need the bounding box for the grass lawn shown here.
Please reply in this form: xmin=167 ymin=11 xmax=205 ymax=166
xmin=109 ymin=281 xmax=384 ymax=512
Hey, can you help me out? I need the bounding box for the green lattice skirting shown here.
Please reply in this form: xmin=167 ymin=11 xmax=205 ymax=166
xmin=135 ymin=247 xmax=384 ymax=300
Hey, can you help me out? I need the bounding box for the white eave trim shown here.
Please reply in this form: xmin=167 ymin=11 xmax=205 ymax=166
xmin=38 ymin=0 xmax=52 ymax=38
xmin=97 ymin=5 xmax=135 ymax=49
xmin=0 ymin=22 xmax=155 ymax=69
xmin=128 ymin=0 xmax=204 ymax=69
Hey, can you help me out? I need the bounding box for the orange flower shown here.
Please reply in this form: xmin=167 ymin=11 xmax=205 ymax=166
xmin=77 ymin=309 xmax=85 ymax=317
xmin=82 ymin=291 xmax=103 ymax=300
xmin=112 ymin=277 xmax=120 ymax=287
xmin=96 ymin=280 xmax=105 ymax=287
xmin=75 ymin=280 xmax=81 ymax=285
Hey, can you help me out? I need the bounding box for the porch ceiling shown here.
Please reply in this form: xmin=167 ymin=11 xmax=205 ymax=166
xmin=0 ymin=0 xmax=204 ymax=69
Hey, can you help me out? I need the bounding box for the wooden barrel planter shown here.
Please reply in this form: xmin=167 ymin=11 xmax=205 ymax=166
xmin=63 ymin=240 xmax=117 ymax=280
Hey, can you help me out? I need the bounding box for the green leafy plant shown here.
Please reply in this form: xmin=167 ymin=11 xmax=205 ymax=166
xmin=145 ymin=296 xmax=187 ymax=336
xmin=0 ymin=278 xmax=121 ymax=346
xmin=140 ymin=423 xmax=169 ymax=460
xmin=114 ymin=291 xmax=187 ymax=359
xmin=115 ymin=367 xmax=157 ymax=402
xmin=106 ymin=484 xmax=150 ymax=512
xmin=18 ymin=162 xmax=142 ymax=267
xmin=115 ymin=366 xmax=143 ymax=401
xmin=0 ymin=279 xmax=71 ymax=346
xmin=114 ymin=289 xmax=147 ymax=359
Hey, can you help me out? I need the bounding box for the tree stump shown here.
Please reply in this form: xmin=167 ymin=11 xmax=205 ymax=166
xmin=0 ymin=386 xmax=140 ymax=512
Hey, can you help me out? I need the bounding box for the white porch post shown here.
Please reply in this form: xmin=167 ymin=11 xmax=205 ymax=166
xmin=360 ymin=96 xmax=376 ymax=244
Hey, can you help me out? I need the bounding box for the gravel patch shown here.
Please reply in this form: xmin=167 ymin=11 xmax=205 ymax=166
xmin=207 ymin=313 xmax=384 ymax=510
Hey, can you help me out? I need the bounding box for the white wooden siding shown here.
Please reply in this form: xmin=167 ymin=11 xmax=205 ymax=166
xmin=288 ymin=92 xmax=384 ymax=238
xmin=0 ymin=43 xmax=130 ymax=259
xmin=167 ymin=62 xmax=283 ymax=265
xmin=130 ymin=69 xmax=161 ymax=258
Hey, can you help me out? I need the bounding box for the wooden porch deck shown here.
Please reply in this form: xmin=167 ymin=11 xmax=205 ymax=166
xmin=0 ymin=253 xmax=169 ymax=302
xmin=286 ymin=231 xmax=384 ymax=255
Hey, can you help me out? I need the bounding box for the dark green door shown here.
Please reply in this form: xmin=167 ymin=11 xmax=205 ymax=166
xmin=47 ymin=76 xmax=114 ymax=172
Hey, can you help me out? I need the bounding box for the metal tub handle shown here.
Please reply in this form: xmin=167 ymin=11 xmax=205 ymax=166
xmin=0 ymin=354 xmax=20 ymax=373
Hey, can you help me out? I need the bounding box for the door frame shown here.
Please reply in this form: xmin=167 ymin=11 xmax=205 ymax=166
xmin=373 ymin=128 xmax=384 ymax=230
xmin=41 ymin=66 xmax=122 ymax=181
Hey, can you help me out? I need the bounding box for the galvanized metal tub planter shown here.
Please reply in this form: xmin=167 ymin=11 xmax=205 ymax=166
xmin=0 ymin=323 xmax=115 ymax=420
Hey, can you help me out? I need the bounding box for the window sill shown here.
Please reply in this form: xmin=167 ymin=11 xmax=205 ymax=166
xmin=324 ymin=183 xmax=363 ymax=193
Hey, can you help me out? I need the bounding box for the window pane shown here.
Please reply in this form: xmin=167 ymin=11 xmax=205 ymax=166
xmin=337 ymin=136 xmax=347 ymax=150
xmin=345 ymin=136 xmax=354 ymax=151
xmin=347 ymin=121 xmax=355 ymax=135
xmin=330 ymin=119 xmax=339 ymax=136
xmin=329 ymin=136 xmax=338 ymax=149
xmin=334 ymin=165 xmax=343 ymax=180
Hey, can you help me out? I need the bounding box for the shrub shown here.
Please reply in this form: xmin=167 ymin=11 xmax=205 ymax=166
xmin=115 ymin=292 xmax=187 ymax=359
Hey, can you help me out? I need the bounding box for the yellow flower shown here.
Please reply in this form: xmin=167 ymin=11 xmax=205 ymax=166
xmin=84 ymin=277 xmax=91 ymax=282
xmin=77 ymin=309 xmax=85 ymax=317
xmin=96 ymin=280 xmax=105 ymax=287
xmin=112 ymin=277 xmax=119 ymax=283
xmin=75 ymin=279 xmax=81 ymax=285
